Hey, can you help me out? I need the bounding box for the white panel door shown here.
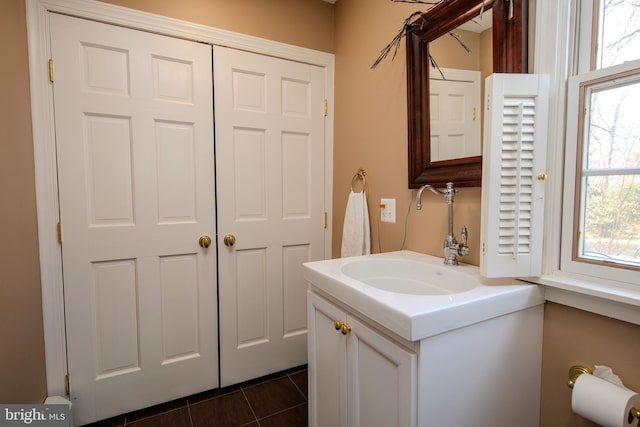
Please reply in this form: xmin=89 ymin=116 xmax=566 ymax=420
xmin=50 ymin=14 xmax=218 ymax=425
xmin=214 ymin=45 xmax=326 ymax=386
xmin=429 ymin=68 xmax=481 ymax=161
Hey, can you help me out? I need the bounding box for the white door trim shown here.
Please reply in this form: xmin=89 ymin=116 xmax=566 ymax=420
xmin=25 ymin=0 xmax=334 ymax=397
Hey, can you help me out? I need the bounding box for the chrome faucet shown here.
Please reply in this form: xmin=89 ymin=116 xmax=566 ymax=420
xmin=416 ymin=182 xmax=470 ymax=265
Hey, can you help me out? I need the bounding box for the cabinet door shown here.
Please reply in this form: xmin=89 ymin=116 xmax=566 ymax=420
xmin=347 ymin=316 xmax=417 ymax=427
xmin=307 ymin=292 xmax=348 ymax=427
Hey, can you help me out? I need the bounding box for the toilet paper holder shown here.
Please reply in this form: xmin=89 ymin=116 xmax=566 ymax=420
xmin=568 ymin=365 xmax=640 ymax=420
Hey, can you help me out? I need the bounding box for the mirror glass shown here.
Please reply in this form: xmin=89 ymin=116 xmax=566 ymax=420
xmin=406 ymin=0 xmax=528 ymax=188
xmin=428 ymin=11 xmax=492 ymax=162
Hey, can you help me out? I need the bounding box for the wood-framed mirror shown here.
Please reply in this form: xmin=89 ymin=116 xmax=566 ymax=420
xmin=406 ymin=0 xmax=528 ymax=188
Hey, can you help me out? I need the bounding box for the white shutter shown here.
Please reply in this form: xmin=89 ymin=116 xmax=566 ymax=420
xmin=481 ymin=74 xmax=549 ymax=278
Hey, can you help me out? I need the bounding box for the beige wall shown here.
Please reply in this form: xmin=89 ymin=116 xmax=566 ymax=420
xmin=333 ymin=0 xmax=483 ymax=263
xmin=0 ymin=0 xmax=48 ymax=403
xmin=101 ymin=0 xmax=334 ymax=53
xmin=333 ymin=1 xmax=640 ymax=426
xmin=3 ymin=0 xmax=639 ymax=424
xmin=540 ymin=303 xmax=640 ymax=426
xmin=430 ymin=28 xmax=482 ymax=71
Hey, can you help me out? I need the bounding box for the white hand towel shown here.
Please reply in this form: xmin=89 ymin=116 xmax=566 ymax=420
xmin=341 ymin=190 xmax=371 ymax=257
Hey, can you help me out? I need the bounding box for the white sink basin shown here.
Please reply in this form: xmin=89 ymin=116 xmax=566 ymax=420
xmin=303 ymin=250 xmax=544 ymax=341
xmin=341 ymin=259 xmax=476 ymax=295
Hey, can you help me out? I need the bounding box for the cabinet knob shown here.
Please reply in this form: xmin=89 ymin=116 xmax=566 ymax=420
xmin=334 ymin=320 xmax=351 ymax=335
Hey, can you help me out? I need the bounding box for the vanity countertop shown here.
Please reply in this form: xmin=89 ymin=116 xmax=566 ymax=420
xmin=303 ymin=250 xmax=545 ymax=341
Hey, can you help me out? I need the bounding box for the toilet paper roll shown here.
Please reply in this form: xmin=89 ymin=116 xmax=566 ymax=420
xmin=571 ymin=374 xmax=640 ymax=427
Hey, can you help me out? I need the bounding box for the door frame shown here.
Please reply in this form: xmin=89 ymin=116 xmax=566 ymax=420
xmin=26 ymin=0 xmax=334 ymax=397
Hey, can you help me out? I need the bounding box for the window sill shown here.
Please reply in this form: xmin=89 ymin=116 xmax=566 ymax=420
xmin=534 ymin=273 xmax=640 ymax=326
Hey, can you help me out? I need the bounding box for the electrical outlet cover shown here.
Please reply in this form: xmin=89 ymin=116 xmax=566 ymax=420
xmin=380 ymin=198 xmax=396 ymax=223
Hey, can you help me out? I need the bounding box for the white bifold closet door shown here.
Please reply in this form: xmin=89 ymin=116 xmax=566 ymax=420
xmin=50 ymin=13 xmax=218 ymax=425
xmin=214 ymin=45 xmax=327 ymax=386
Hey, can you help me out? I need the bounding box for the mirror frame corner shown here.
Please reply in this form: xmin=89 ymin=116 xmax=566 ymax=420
xmin=406 ymin=0 xmax=529 ymax=189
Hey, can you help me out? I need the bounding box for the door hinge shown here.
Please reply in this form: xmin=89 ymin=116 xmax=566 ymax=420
xmin=64 ymin=374 xmax=70 ymax=395
xmin=323 ymin=99 xmax=328 ymax=117
xmin=57 ymin=222 xmax=63 ymax=243
xmin=48 ymin=59 xmax=54 ymax=82
xmin=323 ymin=212 xmax=327 ymax=229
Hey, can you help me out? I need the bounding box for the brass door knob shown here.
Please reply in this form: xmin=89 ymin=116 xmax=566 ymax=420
xmin=223 ymin=234 xmax=236 ymax=247
xmin=199 ymin=235 xmax=212 ymax=248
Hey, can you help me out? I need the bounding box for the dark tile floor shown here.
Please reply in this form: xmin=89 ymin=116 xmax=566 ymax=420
xmin=84 ymin=366 xmax=308 ymax=427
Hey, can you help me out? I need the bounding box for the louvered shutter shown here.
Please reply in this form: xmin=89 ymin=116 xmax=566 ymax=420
xmin=481 ymin=74 xmax=549 ymax=278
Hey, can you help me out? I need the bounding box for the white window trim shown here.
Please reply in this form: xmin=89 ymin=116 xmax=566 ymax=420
xmin=534 ymin=0 xmax=640 ymax=325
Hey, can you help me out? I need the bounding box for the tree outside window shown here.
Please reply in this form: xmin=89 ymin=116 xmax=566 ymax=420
xmin=578 ymin=0 xmax=640 ymax=266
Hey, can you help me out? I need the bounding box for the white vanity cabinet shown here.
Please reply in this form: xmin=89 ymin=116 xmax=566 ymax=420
xmin=304 ymin=251 xmax=544 ymax=427
xmin=307 ymin=290 xmax=417 ymax=427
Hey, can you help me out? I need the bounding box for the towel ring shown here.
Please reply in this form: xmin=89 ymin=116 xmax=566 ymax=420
xmin=351 ymin=168 xmax=367 ymax=193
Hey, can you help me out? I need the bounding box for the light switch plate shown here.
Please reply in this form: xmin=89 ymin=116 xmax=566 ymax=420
xmin=380 ymin=198 xmax=396 ymax=223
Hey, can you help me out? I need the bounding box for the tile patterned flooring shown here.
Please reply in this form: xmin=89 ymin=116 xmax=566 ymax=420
xmin=84 ymin=366 xmax=308 ymax=427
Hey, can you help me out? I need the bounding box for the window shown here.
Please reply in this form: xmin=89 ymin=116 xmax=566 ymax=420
xmin=594 ymin=0 xmax=640 ymax=69
xmin=562 ymin=0 xmax=640 ymax=284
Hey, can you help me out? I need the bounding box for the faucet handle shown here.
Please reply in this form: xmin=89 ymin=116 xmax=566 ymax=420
xmin=458 ymin=226 xmax=470 ymax=257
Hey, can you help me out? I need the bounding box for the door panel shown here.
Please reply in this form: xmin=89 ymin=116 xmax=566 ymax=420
xmin=214 ymin=45 xmax=326 ymax=386
xmin=429 ymin=68 xmax=481 ymax=162
xmin=236 ymin=249 xmax=269 ymax=347
xmin=50 ymin=13 xmax=218 ymax=425
xmin=93 ymin=260 xmax=139 ymax=378
xmin=348 ymin=317 xmax=417 ymax=427
xmin=283 ymin=245 xmax=311 ymax=337
xmin=159 ymin=255 xmax=200 ymax=362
